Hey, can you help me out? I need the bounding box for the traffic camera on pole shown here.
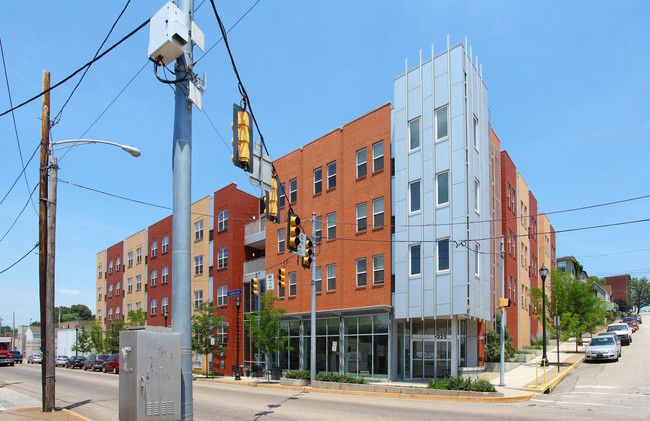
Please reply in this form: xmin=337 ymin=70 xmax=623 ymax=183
xmin=287 ymin=211 xmax=301 ymax=252
xmin=252 ymin=277 xmax=259 ymax=296
xmin=278 ymin=268 xmax=286 ymax=289
xmin=231 ymin=104 xmax=253 ymax=173
xmin=302 ymin=238 xmax=313 ymax=269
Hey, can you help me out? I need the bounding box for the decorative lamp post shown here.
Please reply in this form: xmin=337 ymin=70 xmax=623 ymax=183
xmin=235 ymin=296 xmax=241 ymax=381
xmin=539 ymin=264 xmax=549 ymax=366
xmin=163 ymin=309 xmax=169 ymax=328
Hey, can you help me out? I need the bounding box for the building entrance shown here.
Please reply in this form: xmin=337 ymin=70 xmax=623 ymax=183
xmin=411 ymin=336 xmax=451 ymax=379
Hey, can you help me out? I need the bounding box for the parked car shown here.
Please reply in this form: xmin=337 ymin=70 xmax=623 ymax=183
xmin=27 ymin=354 xmax=42 ymax=364
xmin=55 ymin=355 xmax=69 ymax=367
xmin=103 ymin=354 xmax=119 ymax=373
xmin=65 ymin=356 xmax=86 ymax=369
xmin=635 ymin=314 xmax=643 ymax=324
xmin=86 ymin=354 xmax=109 ymax=371
xmin=596 ymin=332 xmax=621 ymax=357
xmin=83 ymin=354 xmax=97 ymax=370
xmin=607 ymin=323 xmax=633 ymax=345
xmin=585 ymin=336 xmax=619 ymax=362
xmin=623 ymin=320 xmax=639 ymax=332
xmin=10 ymin=350 xmax=23 ymax=364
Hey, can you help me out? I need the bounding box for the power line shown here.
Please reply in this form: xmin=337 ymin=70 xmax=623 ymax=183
xmin=0 ymin=243 xmax=38 ymax=275
xmin=0 ymin=18 xmax=149 ymax=118
xmin=576 ymin=248 xmax=650 ymax=258
xmin=0 ymin=184 xmax=38 ymax=243
xmin=0 ymin=144 xmax=39 ymax=208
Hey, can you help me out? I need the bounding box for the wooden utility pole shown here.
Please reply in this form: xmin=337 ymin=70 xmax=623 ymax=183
xmin=39 ymin=69 xmax=54 ymax=412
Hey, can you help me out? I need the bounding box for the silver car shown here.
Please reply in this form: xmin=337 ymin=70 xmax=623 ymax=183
xmin=586 ymin=336 xmax=619 ymax=362
xmin=27 ymin=354 xmax=42 ymax=364
xmin=55 ymin=355 xmax=69 ymax=367
xmin=596 ymin=332 xmax=621 ymax=358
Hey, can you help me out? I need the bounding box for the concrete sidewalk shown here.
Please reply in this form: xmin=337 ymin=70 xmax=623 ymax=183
xmin=0 ymin=386 xmax=90 ymax=420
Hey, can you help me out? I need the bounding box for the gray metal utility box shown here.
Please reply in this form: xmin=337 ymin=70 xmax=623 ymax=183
xmin=119 ymin=326 xmax=180 ymax=421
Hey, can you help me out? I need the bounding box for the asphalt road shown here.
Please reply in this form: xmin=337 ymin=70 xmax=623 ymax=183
xmin=1 ymin=318 xmax=648 ymax=420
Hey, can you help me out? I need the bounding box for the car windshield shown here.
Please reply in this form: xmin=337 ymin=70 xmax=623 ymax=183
xmin=107 ymin=355 xmax=118 ymax=361
xmin=590 ymin=337 xmax=614 ymax=346
xmin=608 ymin=325 xmax=627 ymax=331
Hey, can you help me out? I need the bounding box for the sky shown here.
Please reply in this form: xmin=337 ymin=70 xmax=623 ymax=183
xmin=1 ymin=0 xmax=649 ymax=327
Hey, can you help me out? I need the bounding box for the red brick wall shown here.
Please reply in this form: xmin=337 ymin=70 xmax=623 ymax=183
xmin=500 ymin=151 xmax=519 ymax=347
xmin=603 ymin=275 xmax=631 ymax=301
xmin=105 ymin=242 xmax=123 ymax=327
xmin=266 ymin=104 xmax=392 ymax=314
xmin=147 ymin=215 xmax=173 ymax=327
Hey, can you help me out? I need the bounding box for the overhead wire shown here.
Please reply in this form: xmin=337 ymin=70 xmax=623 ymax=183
xmin=0 ymin=243 xmax=38 ymax=275
xmin=0 ymin=184 xmax=39 ymax=243
xmin=0 ymin=144 xmax=39 ymax=207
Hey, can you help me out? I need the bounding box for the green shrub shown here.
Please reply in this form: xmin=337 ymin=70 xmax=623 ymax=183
xmin=314 ymin=372 xmax=368 ymax=384
xmin=285 ymin=370 xmax=310 ymax=380
xmin=427 ymin=376 xmax=496 ymax=392
xmin=531 ymin=337 xmax=549 ymax=347
xmin=468 ymin=378 xmax=497 ymax=392
xmin=485 ymin=314 xmax=516 ymax=362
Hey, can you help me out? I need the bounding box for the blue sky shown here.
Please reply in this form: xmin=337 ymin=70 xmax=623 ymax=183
xmin=1 ymin=0 xmax=649 ymax=326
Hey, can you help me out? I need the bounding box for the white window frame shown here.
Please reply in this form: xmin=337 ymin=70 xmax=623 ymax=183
xmin=289 ymin=178 xmax=297 ymax=204
xmin=116 ymin=281 xmax=120 ymax=296
xmin=194 ymin=255 xmax=203 ymax=275
xmin=150 ymin=299 xmax=157 ymax=316
xmin=108 ymin=284 xmax=113 ymax=298
xmin=327 ymin=161 xmax=336 ymax=189
xmin=373 ymin=197 xmax=384 ymax=228
xmin=409 ymin=244 xmax=421 ymax=276
xmin=136 ymin=302 xmax=141 ymax=311
xmin=98 ymin=265 xmax=103 ymax=279
xmin=217 ymin=323 xmax=228 ymax=344
xmin=409 ymin=180 xmax=421 ymax=213
xmin=473 ymin=115 xmax=479 ymax=150
xmin=162 ymin=266 xmax=169 ymax=284
xmin=356 ymin=148 xmax=367 ymax=178
xmin=327 ymin=264 xmax=336 ymax=291
xmin=435 ymin=105 xmax=448 ymax=141
xmin=98 ymin=287 xmax=102 ymax=301
xmin=217 ymin=285 xmax=227 ymax=306
xmin=195 ymin=220 xmax=204 ymax=240
xmin=278 ymin=228 xmax=285 ymax=253
xmin=218 ymin=247 xmax=228 ymax=269
xmin=289 ymin=271 xmax=297 ymax=297
xmin=356 ymin=202 xmax=367 ymax=232
xmin=108 ymin=308 xmax=113 ymax=321
xmin=474 ymin=179 xmax=480 ymax=213
xmin=194 ymin=290 xmax=204 ymax=308
xmin=475 ymin=242 xmax=480 ymax=276
xmin=437 ymin=238 xmax=450 ymax=272
xmin=151 ymin=270 xmax=157 ymax=287
xmin=136 ymin=275 xmax=142 ymax=291
xmin=409 ymin=117 xmax=421 ymax=150
xmin=162 ymin=236 xmax=169 ymax=254
xmin=373 ymin=254 xmax=384 ymax=285
xmin=136 ymin=248 xmax=142 ymax=264
xmin=161 ymin=297 xmax=168 ymax=315
xmin=127 ymin=278 xmax=133 ymax=293
xmin=116 ymin=306 xmax=120 ymax=320
xmin=128 ymin=252 xmax=133 ymax=267
xmin=327 ymin=212 xmax=336 ymax=240
xmin=279 ymin=183 xmax=286 ymax=208
xmin=218 ymin=209 xmax=228 ymax=232
xmin=436 ymin=170 xmax=449 ymax=206
xmin=356 ymin=258 xmax=367 ymax=287
xmin=315 ymin=266 xmax=322 ymax=293
xmin=109 ymin=261 xmax=113 ymax=274
xmin=151 ymin=241 xmax=158 ymax=258
xmin=116 ymin=258 xmax=121 ymax=272
xmin=127 ymin=303 xmax=132 ymax=314
xmin=313 ymin=167 xmax=322 ymax=195
xmin=315 ymin=216 xmax=322 ymax=244
xmin=372 ymin=140 xmax=384 ymax=172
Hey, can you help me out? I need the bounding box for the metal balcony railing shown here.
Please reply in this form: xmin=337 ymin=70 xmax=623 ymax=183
xmin=243 ymin=257 xmax=265 ymax=277
xmin=244 ymin=218 xmax=265 ymax=238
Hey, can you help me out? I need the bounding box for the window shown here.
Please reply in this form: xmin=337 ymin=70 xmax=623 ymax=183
xmin=278 ymin=183 xmax=286 ymax=208
xmin=98 ymin=310 xmax=102 ymax=321
xmin=116 ymin=306 xmax=120 ymax=320
xmin=98 ymin=265 xmax=103 ymax=279
xmin=127 ymin=278 xmax=133 ymax=293
xmin=109 ymin=261 xmax=113 ymax=274
xmin=506 ymin=184 xmax=511 ymax=210
xmin=136 ymin=248 xmax=142 ymax=264
xmin=162 ymin=266 xmax=169 ymax=284
xmin=409 ymin=117 xmax=420 ymax=150
xmin=217 ymin=323 xmax=228 ymax=344
xmin=108 ymin=308 xmax=113 ymax=321
xmin=116 ymin=258 xmax=121 ymax=272
xmin=438 ymin=239 xmax=450 ymax=272
xmin=194 ymin=256 xmax=203 ymax=275
xmin=436 ymin=105 xmax=448 ymax=140
xmin=373 ymin=254 xmax=384 ymax=284
xmin=136 ymin=302 xmax=141 ymax=311
xmin=327 ymin=161 xmax=336 ymax=189
xmin=127 ymin=304 xmax=132 ymax=314
xmin=278 ymin=228 xmax=285 ymax=253
xmin=109 ymin=284 xmax=113 ymax=298
xmin=218 ymin=248 xmax=228 ymax=269
xmin=98 ymin=287 xmax=102 ymax=301
xmin=327 ymin=264 xmax=336 ymax=291
xmin=327 ymin=212 xmax=336 ymax=240
xmin=289 ymin=271 xmax=297 ymax=297
xmin=151 ymin=299 xmax=157 ymax=316
xmin=436 ymin=171 xmax=449 ymax=206
xmin=217 ymin=285 xmax=227 ymax=306
xmin=314 ymin=216 xmax=322 ymax=244
xmin=474 ymin=179 xmax=480 ymax=213
xmin=373 ymin=197 xmax=384 ymax=228
xmin=218 ymin=210 xmax=228 ymax=232
xmin=410 ymin=244 xmax=421 ymax=276
xmin=356 ymin=203 xmax=367 ymax=232
xmin=409 ymin=180 xmax=421 ymax=213
xmin=289 ymin=178 xmax=297 ymax=204
xmin=473 ymin=116 xmax=478 ymax=149
xmin=194 ymin=290 xmax=203 ymax=308
xmin=162 ymin=236 xmax=169 ymax=254
xmin=315 ymin=266 xmax=322 ymax=293
xmin=356 ymin=258 xmax=367 ymax=287
xmin=475 ymin=243 xmax=480 ymax=276
xmin=151 ymin=270 xmax=157 ymax=287
xmin=128 ymin=252 xmax=133 ymax=267
xmin=151 ymin=241 xmax=158 ymax=257
xmin=314 ymin=167 xmax=322 ymax=194
xmin=373 ymin=140 xmax=384 ymax=172
xmin=195 ymin=220 xmax=204 ymax=240
xmin=356 ymin=148 xmax=367 ymax=178
xmin=161 ymin=297 xmax=168 ymax=315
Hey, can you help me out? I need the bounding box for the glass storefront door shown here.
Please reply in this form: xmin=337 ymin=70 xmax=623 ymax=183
xmin=411 ymin=337 xmax=451 ymax=379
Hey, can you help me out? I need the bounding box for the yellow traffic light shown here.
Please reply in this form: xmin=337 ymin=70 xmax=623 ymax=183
xmin=287 ymin=211 xmax=301 ymax=252
xmin=252 ymin=277 xmax=259 ymax=296
xmin=268 ymin=177 xmax=278 ymax=222
xmin=231 ymin=104 xmax=253 ymax=173
xmin=302 ymin=239 xmax=313 ymax=269
xmin=278 ymin=268 xmax=286 ymax=289
xmin=498 ymin=297 xmax=511 ymax=311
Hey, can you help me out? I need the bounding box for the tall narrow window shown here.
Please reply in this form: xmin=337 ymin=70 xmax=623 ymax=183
xmin=373 ymin=197 xmax=384 ymax=228
xmin=194 ymin=290 xmax=203 ymax=308
xmin=315 ymin=266 xmax=322 ymax=293
xmin=289 ymin=178 xmax=297 ymax=204
xmin=278 ymin=228 xmax=285 ymax=253
xmin=436 ymin=105 xmax=448 ymax=140
xmin=218 ymin=248 xmax=228 ymax=269
xmin=409 ymin=180 xmax=421 ymax=213
xmin=438 ymin=239 xmax=450 ymax=272
xmin=356 ymin=258 xmax=367 ymax=287
xmin=136 ymin=248 xmax=142 ymax=264
xmin=356 ymin=148 xmax=367 ymax=178
xmin=373 ymin=140 xmax=384 ymax=172
xmin=475 ymin=243 xmax=480 ymax=276
xmin=162 ymin=236 xmax=169 ymax=254
xmin=109 ymin=261 xmax=113 ymax=274
xmin=217 ymin=286 xmax=227 ymax=306
xmin=373 ymin=254 xmax=384 ymax=284
xmin=109 ymin=284 xmax=114 ymax=298
xmin=313 ymin=167 xmax=322 ymax=194
xmin=161 ymin=297 xmax=168 ymax=315
xmin=436 ymin=171 xmax=449 ymax=205
xmin=314 ymin=216 xmax=322 ymax=244
xmin=409 ymin=117 xmax=421 ymax=150
xmin=151 ymin=241 xmax=158 ymax=258
xmin=136 ymin=275 xmax=142 ymax=291
xmin=474 ymin=179 xmax=480 ymax=213
xmin=116 ymin=258 xmax=121 ymax=272
xmin=128 ymin=252 xmax=133 ymax=267
xmin=195 ymin=220 xmax=204 ymax=240
xmin=356 ymin=203 xmax=367 ymax=232
xmin=327 ymin=212 xmax=336 ymax=240
xmin=473 ymin=116 xmax=479 ymax=149
xmin=98 ymin=287 xmax=103 ymax=301
xmin=218 ymin=209 xmax=228 ymax=232
xmin=162 ymin=266 xmax=169 ymax=283
xmin=150 ymin=299 xmax=157 ymax=316
xmin=194 ymin=256 xmax=203 ymax=275
xmin=116 ymin=282 xmax=121 ymax=296
xmin=327 ymin=161 xmax=336 ymax=189
xmin=127 ymin=278 xmax=133 ymax=293
xmin=289 ymin=271 xmax=297 ymax=297
xmin=278 ymin=183 xmax=286 ymax=208
xmin=151 ymin=270 xmax=157 ymax=286
xmin=98 ymin=265 xmax=103 ymax=279
xmin=327 ymin=264 xmax=336 ymax=291
xmin=410 ymin=244 xmax=421 ymax=276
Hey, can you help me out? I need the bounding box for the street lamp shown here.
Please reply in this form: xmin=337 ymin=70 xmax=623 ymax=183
xmin=163 ymin=309 xmax=169 ymax=328
xmin=235 ymin=296 xmax=241 ymax=381
xmin=539 ymin=264 xmax=549 ymax=367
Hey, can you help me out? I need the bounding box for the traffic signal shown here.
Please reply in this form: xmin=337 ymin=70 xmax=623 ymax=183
xmin=278 ymin=268 xmax=286 ymax=289
xmin=302 ymin=238 xmax=313 ymax=269
xmin=497 ymin=297 xmax=511 ymax=311
xmin=265 ymin=177 xmax=280 ymax=223
xmin=252 ymin=277 xmax=259 ymax=296
xmin=231 ymin=104 xmax=253 ymax=173
xmin=287 ymin=210 xmax=301 ymax=252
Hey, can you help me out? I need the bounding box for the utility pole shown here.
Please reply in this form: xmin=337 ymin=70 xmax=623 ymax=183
xmin=310 ymin=212 xmax=316 ymax=383
xmin=171 ymin=1 xmax=194 ymax=419
xmin=39 ymin=69 xmax=55 ymax=412
xmin=499 ymin=237 xmax=505 ymax=387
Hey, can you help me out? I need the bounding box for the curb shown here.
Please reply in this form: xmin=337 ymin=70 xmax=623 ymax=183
xmin=523 ymin=355 xmax=585 ymax=393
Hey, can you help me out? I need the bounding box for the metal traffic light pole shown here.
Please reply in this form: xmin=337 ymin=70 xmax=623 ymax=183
xmin=310 ymin=212 xmax=316 ymax=383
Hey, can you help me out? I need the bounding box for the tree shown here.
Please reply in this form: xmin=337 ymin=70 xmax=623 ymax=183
xmin=105 ymin=319 xmax=125 ymax=354
xmin=244 ymin=292 xmax=291 ymax=380
xmin=127 ymin=309 xmax=147 ymax=327
xmin=614 ymin=298 xmax=630 ymax=314
xmin=485 ymin=312 xmax=516 ymax=362
xmin=191 ymin=300 xmax=225 ymax=373
xmin=71 ymin=326 xmax=92 ymax=355
xmin=70 ymin=304 xmax=93 ymax=320
xmin=89 ymin=319 xmax=105 ymax=353
xmin=628 ymin=277 xmax=650 ymax=313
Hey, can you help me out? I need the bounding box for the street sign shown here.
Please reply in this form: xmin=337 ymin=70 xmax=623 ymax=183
xmin=227 ymin=289 xmax=242 ymax=297
xmin=294 ymin=232 xmax=307 ymax=257
xmin=266 ymin=273 xmax=274 ymax=291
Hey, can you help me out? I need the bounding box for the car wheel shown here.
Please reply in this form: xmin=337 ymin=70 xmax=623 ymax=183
xmin=84 ymin=365 xmax=88 ymax=371
xmin=103 ymin=366 xmax=107 ymax=373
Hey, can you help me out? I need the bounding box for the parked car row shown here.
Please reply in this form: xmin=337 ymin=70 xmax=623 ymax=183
xmin=586 ymin=315 xmax=642 ymax=363
xmin=24 ymin=353 xmax=119 ymax=374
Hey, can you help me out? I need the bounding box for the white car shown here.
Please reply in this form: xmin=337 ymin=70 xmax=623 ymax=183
xmin=607 ymin=323 xmax=633 ymax=346
xmin=55 ymin=355 xmax=69 ymax=367
xmin=586 ymin=336 xmax=619 ymax=362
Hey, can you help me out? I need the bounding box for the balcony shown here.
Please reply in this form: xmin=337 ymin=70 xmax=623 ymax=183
xmin=244 ymin=218 xmax=266 ymax=249
xmin=243 ymin=257 xmax=265 ymax=278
